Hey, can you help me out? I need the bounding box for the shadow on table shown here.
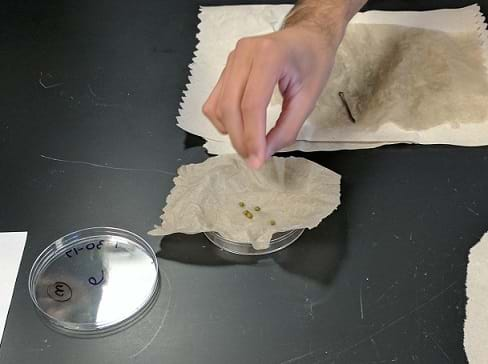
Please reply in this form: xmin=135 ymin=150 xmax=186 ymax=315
xmin=184 ymin=132 xmax=206 ymax=149
xmin=155 ymin=207 xmax=348 ymax=286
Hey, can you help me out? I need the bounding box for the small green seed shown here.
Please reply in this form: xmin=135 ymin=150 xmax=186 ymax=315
xmin=254 ymin=206 xmax=261 ymax=212
xmin=239 ymin=202 xmax=245 ymax=208
xmin=269 ymin=220 xmax=276 ymax=226
xmin=243 ymin=210 xmax=253 ymax=219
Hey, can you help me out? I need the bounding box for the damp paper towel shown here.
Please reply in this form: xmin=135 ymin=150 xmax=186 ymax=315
xmin=149 ymin=155 xmax=341 ymax=250
xmin=178 ymin=4 xmax=488 ymax=154
xmin=464 ymin=232 xmax=488 ymax=363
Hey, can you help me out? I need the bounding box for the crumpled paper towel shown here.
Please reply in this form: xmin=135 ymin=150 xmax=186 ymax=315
xmin=177 ymin=4 xmax=488 ymax=154
xmin=464 ymin=232 xmax=488 ymax=363
xmin=149 ymin=155 xmax=341 ymax=249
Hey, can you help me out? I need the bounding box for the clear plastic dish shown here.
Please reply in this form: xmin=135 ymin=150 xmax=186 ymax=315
xmin=28 ymin=227 xmax=160 ymax=337
xmin=204 ymin=229 xmax=304 ymax=255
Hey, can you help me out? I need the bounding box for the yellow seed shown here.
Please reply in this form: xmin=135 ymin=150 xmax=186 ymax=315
xmin=254 ymin=206 xmax=261 ymax=212
xmin=243 ymin=210 xmax=253 ymax=219
xmin=269 ymin=220 xmax=276 ymax=226
xmin=239 ymin=202 xmax=245 ymax=208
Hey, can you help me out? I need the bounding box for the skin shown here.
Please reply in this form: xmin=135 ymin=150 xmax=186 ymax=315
xmin=202 ymin=0 xmax=368 ymax=169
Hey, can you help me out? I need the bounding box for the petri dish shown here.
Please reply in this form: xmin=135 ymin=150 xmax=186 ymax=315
xmin=29 ymin=227 xmax=160 ymax=337
xmin=204 ymin=229 xmax=304 ymax=255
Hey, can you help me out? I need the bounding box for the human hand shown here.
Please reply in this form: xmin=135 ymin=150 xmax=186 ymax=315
xmin=202 ymin=25 xmax=344 ymax=169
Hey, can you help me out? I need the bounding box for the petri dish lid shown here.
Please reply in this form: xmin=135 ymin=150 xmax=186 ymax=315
xmin=29 ymin=227 xmax=160 ymax=337
xmin=204 ymin=229 xmax=304 ymax=255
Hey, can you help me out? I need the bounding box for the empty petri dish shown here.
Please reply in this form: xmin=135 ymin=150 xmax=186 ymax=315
xmin=29 ymin=227 xmax=160 ymax=337
xmin=204 ymin=229 xmax=304 ymax=255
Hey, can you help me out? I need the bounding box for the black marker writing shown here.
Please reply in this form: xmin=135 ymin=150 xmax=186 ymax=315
xmin=88 ymin=270 xmax=104 ymax=286
xmin=47 ymin=281 xmax=72 ymax=302
xmin=65 ymin=240 xmax=105 ymax=258
xmin=55 ymin=284 xmax=65 ymax=297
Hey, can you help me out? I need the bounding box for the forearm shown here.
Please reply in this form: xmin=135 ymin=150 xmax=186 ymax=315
xmin=284 ymin=0 xmax=367 ymax=45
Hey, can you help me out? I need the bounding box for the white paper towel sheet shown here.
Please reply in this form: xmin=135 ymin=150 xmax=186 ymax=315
xmin=0 ymin=232 xmax=27 ymax=346
xmin=177 ymin=4 xmax=488 ymax=154
xmin=464 ymin=232 xmax=488 ymax=364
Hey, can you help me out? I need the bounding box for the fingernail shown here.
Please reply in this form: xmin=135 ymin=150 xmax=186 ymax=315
xmin=247 ymin=155 xmax=262 ymax=169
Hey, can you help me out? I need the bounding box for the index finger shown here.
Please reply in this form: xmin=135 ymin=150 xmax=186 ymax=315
xmin=241 ymin=58 xmax=280 ymax=169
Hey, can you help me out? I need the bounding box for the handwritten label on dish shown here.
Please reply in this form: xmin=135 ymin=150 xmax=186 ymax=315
xmin=65 ymin=240 xmax=105 ymax=258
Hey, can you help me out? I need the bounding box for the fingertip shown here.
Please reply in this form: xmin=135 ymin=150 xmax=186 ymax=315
xmin=245 ymin=137 xmax=266 ymax=166
xmin=246 ymin=154 xmax=264 ymax=169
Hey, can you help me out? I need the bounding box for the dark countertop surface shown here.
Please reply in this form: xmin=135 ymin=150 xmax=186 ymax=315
xmin=1 ymin=1 xmax=487 ymax=363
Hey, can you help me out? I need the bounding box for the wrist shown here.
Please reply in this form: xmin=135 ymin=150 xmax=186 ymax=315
xmin=283 ymin=0 xmax=360 ymax=48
